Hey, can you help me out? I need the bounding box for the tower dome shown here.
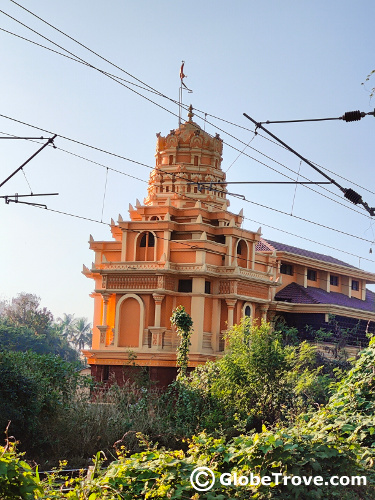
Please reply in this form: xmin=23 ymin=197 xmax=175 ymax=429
xmin=144 ymin=106 xmax=229 ymax=209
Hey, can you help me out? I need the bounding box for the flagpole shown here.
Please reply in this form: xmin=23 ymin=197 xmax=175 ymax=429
xmin=179 ymin=60 xmax=184 ymax=127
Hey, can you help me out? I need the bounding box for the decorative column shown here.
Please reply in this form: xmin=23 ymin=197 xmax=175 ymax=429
xmin=149 ymin=294 xmax=166 ymax=350
xmin=225 ymin=299 xmax=237 ymax=329
xmin=153 ymin=293 xmax=165 ymax=327
xmin=97 ymin=292 xmax=111 ymax=348
xmin=260 ymin=305 xmax=269 ymax=322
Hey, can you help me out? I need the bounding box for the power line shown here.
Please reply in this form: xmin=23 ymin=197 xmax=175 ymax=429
xmin=243 ymin=112 xmax=375 ymax=216
xmin=22 ymin=200 xmax=375 ymax=281
xmin=184 ymin=106 xmax=375 ymax=197
xmin=260 ymin=110 xmax=375 ymax=125
xmin=1 ymin=128 xmax=372 ymax=268
xmin=0 ymin=134 xmax=56 ymax=189
xmin=0 ymin=114 xmax=373 ymax=246
xmin=1 ymin=11 xmax=373 ymax=218
xmin=0 ymin=8 xmax=178 ymax=120
xmin=0 ymin=26 xmax=165 ymax=98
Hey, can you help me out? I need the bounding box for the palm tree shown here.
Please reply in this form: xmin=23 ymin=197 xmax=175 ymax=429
xmin=71 ymin=317 xmax=92 ymax=350
xmin=57 ymin=313 xmax=76 ymax=341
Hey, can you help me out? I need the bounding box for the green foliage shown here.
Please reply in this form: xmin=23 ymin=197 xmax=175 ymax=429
xmin=3 ymin=336 xmax=375 ymax=499
xmin=305 ymin=337 xmax=375 ymax=462
xmin=0 ymin=350 xmax=88 ymax=454
xmin=362 ymin=68 xmax=375 ymax=99
xmin=0 ymin=441 xmax=42 ymax=500
xmin=170 ymin=306 xmax=193 ymax=378
xmin=163 ymin=320 xmax=348 ymax=438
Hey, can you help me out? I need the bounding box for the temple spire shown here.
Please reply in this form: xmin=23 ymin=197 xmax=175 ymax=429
xmin=187 ymin=104 xmax=194 ymax=122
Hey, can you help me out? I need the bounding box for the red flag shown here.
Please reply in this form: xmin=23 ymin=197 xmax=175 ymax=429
xmin=180 ymin=62 xmax=186 ymax=81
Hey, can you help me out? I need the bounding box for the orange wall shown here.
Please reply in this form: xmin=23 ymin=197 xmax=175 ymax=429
xmin=206 ymin=252 xmax=223 ymax=265
xmin=220 ymin=300 xmax=228 ymax=332
xmin=170 ymin=250 xmax=196 ymax=263
xmin=204 ymin=297 xmax=213 ymax=332
xmin=118 ymin=298 xmax=140 ymax=347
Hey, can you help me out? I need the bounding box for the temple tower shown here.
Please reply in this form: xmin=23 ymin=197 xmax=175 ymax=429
xmin=83 ymin=107 xmax=278 ymax=386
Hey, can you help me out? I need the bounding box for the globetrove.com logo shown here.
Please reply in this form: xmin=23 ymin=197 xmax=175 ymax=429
xmin=189 ymin=466 xmax=367 ymax=492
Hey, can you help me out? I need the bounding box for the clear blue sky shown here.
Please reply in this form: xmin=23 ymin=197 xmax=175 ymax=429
xmin=1 ymin=0 xmax=374 ymax=322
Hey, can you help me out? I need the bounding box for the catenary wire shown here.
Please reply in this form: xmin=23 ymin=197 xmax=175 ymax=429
xmin=1 ymin=15 xmax=372 ymax=218
xmin=2 ymin=6 xmax=374 ymax=208
xmin=2 ymin=127 xmax=373 ymax=270
xmin=190 ymin=106 xmax=375 ymax=197
xmin=0 ymin=27 xmax=165 ymax=98
xmin=22 ymin=197 xmax=375 ymax=282
xmin=0 ymin=114 xmax=373 ymax=246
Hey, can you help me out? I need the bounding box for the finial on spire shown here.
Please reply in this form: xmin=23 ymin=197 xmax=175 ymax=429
xmin=188 ymin=104 xmax=194 ymax=122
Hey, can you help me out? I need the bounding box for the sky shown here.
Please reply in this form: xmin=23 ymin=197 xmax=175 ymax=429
xmin=1 ymin=0 xmax=375 ymax=323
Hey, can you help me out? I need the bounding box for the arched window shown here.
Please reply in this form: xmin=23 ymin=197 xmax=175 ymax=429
xmin=243 ymin=302 xmax=253 ymax=319
xmin=236 ymin=239 xmax=247 ymax=268
xmin=169 ymin=155 xmax=173 ymax=165
xmin=137 ymin=232 xmax=155 ymax=261
xmin=140 ymin=232 xmax=154 ymax=247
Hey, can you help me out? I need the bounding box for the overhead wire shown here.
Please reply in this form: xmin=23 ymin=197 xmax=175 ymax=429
xmin=1 ymin=5 xmax=374 ymax=261
xmin=0 ymin=114 xmax=373 ymax=248
xmin=1 ymin=8 xmax=373 ymax=219
xmin=2 ymin=3 xmax=374 ymax=207
xmin=190 ymin=106 xmax=375 ymax=197
xmin=0 ymin=8 xmax=178 ymax=120
xmin=23 ymin=197 xmax=375 ymax=283
xmin=2 ymin=131 xmax=374 ymax=270
xmin=0 ymin=27 xmax=165 ymax=98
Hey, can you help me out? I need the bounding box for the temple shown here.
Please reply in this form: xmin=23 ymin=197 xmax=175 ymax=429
xmin=82 ymin=107 xmax=375 ymax=385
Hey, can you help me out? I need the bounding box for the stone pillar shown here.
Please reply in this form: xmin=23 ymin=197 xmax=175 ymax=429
xmin=152 ymin=293 xmax=165 ymax=327
xmin=102 ymin=293 xmax=111 ymax=326
xmin=97 ymin=293 xmax=111 ymax=347
xmin=260 ymin=305 xmax=269 ymax=322
xmin=191 ymin=277 xmax=205 ymax=351
xmin=121 ymin=230 xmax=127 ymax=261
xmin=250 ymin=242 xmax=255 ymax=270
xmin=225 ymin=299 xmax=237 ymax=329
xmin=225 ymin=236 xmax=233 ymax=266
xmin=150 ymin=294 xmax=166 ymax=351
xmin=211 ymin=298 xmax=221 ymax=352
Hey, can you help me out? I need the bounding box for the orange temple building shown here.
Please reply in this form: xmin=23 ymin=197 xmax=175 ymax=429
xmin=83 ymin=107 xmax=375 ymax=385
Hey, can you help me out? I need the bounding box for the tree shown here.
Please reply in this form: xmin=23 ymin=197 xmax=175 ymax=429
xmin=3 ymin=293 xmax=53 ymax=335
xmin=0 ymin=294 xmax=80 ymax=362
xmin=170 ymin=306 xmax=193 ymax=378
xmin=71 ymin=317 xmax=92 ymax=350
xmin=56 ymin=312 xmax=76 ymax=340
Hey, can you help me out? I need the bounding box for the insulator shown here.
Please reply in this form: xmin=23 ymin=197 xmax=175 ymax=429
xmin=342 ymin=110 xmax=364 ymax=122
xmin=344 ymin=188 xmax=362 ymax=205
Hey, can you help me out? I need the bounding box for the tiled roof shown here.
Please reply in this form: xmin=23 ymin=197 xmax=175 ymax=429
xmin=275 ymin=282 xmax=375 ymax=312
xmin=262 ymin=239 xmax=357 ymax=269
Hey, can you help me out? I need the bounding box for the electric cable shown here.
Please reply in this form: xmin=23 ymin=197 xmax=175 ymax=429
xmin=0 ymin=114 xmax=372 ymax=246
xmin=0 ymin=26 xmax=165 ymax=98
xmin=22 ymin=200 xmax=375 ymax=284
xmin=1 ymin=13 xmax=373 ymax=216
xmin=3 ymin=4 xmax=374 ymax=208
xmin=2 ymin=130 xmax=373 ymax=272
xmin=0 ymin=107 xmax=370 ymax=224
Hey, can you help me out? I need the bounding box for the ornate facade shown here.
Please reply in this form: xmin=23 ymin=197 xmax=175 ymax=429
xmin=82 ymin=108 xmax=279 ymax=384
xmin=83 ymin=107 xmax=375 ymax=384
